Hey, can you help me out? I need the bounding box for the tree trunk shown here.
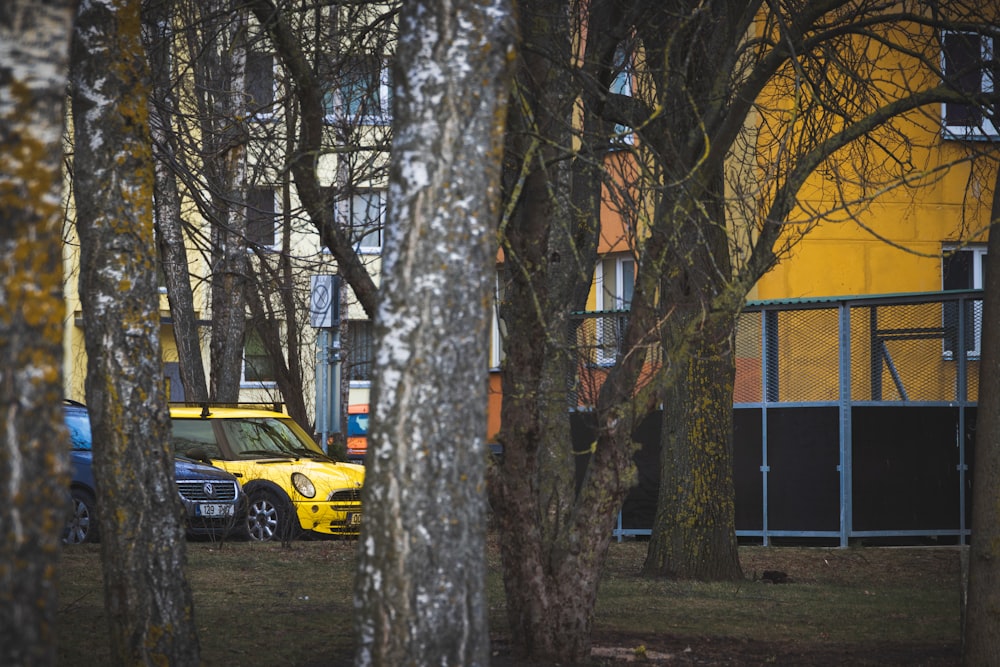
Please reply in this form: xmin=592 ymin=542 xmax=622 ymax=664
xmin=628 ymin=1 xmax=745 ymax=583
xmin=353 ymin=1 xmax=512 ymax=664
xmin=144 ymin=0 xmax=209 ymax=404
xmin=491 ymin=1 xmax=633 ymax=661
xmin=496 ymin=400 xmax=639 ymax=661
xmin=494 ymin=345 xmax=583 ymax=657
xmin=644 ymin=322 xmax=743 ymax=580
xmin=962 ymin=167 xmax=1000 ymax=665
xmin=245 ymin=277 xmax=309 ymax=428
xmin=273 ymin=195 xmax=307 ymax=426
xmin=70 ymin=0 xmax=199 ymax=663
xmin=641 ymin=170 xmax=744 ymax=581
xmin=208 ymin=3 xmax=249 ymax=403
xmin=0 ymin=3 xmax=74 ymax=664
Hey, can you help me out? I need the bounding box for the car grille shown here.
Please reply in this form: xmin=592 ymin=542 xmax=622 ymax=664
xmin=176 ymin=480 xmax=239 ymax=502
xmin=328 ymin=488 xmax=362 ymax=510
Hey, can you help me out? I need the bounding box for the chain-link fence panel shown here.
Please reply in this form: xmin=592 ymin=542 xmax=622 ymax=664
xmin=568 ymin=311 xmax=660 ymax=409
xmin=850 ymin=299 xmax=963 ymax=403
xmin=762 ymin=307 xmax=841 ymax=403
xmin=570 ymin=292 xmax=980 ymax=409
xmin=734 ymin=311 xmax=762 ymax=403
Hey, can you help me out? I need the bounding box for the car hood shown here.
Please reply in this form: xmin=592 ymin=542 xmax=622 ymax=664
xmin=213 ymin=457 xmax=364 ymax=495
xmin=69 ymin=452 xmax=239 ymax=487
xmin=292 ymin=459 xmax=364 ymax=486
xmin=175 ymin=456 xmax=240 ymax=482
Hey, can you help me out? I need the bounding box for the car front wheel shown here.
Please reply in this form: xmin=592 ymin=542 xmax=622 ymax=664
xmin=245 ymin=490 xmax=292 ymax=542
xmin=64 ymin=488 xmax=98 ymax=545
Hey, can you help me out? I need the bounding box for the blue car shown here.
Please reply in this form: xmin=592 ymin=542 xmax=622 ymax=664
xmin=63 ymin=401 xmax=245 ymax=544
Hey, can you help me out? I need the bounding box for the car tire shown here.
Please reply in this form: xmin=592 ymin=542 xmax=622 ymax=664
xmin=245 ymin=489 xmax=293 ymax=542
xmin=64 ymin=488 xmax=98 ymax=545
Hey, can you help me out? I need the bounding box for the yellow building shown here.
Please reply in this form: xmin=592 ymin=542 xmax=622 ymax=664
xmin=741 ymin=22 xmax=999 ymax=406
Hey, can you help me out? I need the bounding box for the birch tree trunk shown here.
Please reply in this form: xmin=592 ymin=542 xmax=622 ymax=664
xmin=70 ymin=0 xmax=199 ymax=662
xmin=354 ymin=0 xmax=513 ymax=664
xmin=0 ymin=2 xmax=74 ymax=664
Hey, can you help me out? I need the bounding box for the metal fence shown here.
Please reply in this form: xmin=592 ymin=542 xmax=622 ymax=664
xmin=734 ymin=291 xmax=981 ymax=405
xmin=571 ymin=290 xmax=984 ymax=545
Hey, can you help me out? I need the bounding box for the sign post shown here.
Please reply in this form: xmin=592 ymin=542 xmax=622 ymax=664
xmin=310 ymin=275 xmax=341 ymax=454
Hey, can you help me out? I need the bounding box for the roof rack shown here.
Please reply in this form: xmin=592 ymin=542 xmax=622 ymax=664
xmin=169 ymin=401 xmax=286 ymax=417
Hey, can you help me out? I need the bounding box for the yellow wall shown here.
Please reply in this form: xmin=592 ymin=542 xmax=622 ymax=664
xmin=755 ymin=167 xmax=995 ymax=301
xmin=756 ymin=98 xmax=996 ymax=300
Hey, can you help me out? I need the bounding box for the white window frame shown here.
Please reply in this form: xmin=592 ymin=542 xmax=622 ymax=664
xmin=241 ymin=325 xmax=278 ymax=388
xmin=490 ymin=272 xmax=506 ymax=370
xmin=596 ymin=254 xmax=635 ymax=311
xmin=942 ymin=244 xmax=986 ymax=360
xmin=941 ymin=31 xmax=998 ymax=140
xmin=247 ymin=49 xmax=278 ymax=122
xmin=337 ymin=189 xmax=386 ymax=254
xmin=374 ymin=64 xmax=392 ymax=124
xmin=247 ymin=186 xmax=280 ymax=251
xmin=595 ymin=255 xmax=635 ymax=366
xmin=324 ymin=56 xmax=392 ymax=126
xmin=610 ymin=43 xmax=635 ymax=147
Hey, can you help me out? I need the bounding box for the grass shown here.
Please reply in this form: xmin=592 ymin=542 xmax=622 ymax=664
xmin=597 ymin=542 xmax=959 ymax=645
xmin=55 ymin=535 xmax=962 ymax=665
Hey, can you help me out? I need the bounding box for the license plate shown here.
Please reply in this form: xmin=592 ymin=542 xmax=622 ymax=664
xmin=195 ymin=503 xmax=234 ymax=517
xmin=347 ymin=512 xmax=362 ymax=526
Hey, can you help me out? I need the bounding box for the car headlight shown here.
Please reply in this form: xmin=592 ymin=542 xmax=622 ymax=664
xmin=292 ymin=472 xmax=316 ymax=498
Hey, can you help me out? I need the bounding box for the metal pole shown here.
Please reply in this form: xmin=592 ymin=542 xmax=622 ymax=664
xmin=310 ymin=274 xmax=342 ymax=455
xmin=330 ymin=328 xmax=342 ymax=435
xmin=316 ymin=328 xmax=329 ymax=453
xmin=839 ymin=301 xmax=852 ymax=548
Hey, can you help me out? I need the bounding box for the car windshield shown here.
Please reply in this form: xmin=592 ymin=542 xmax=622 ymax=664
xmin=172 ymin=419 xmax=223 ymax=459
xmin=65 ymin=410 xmax=92 ymax=451
xmin=219 ymin=418 xmax=328 ymax=460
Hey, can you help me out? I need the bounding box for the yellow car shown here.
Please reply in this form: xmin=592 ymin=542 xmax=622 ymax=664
xmin=170 ymin=406 xmax=364 ymax=541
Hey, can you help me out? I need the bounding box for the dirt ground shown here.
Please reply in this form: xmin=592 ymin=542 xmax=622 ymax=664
xmin=492 ymin=635 xmax=959 ymax=666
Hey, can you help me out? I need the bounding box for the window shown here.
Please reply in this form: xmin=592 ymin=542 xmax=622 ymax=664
xmin=943 ymin=245 xmax=986 ymax=358
xmin=152 ymin=207 xmax=168 ymax=293
xmin=243 ymin=326 xmax=276 ymax=384
xmin=339 ymin=190 xmax=386 ymax=253
xmin=346 ymin=320 xmax=373 ymax=383
xmin=65 ymin=409 xmax=92 ymax=451
xmin=247 ymin=187 xmax=277 ymax=247
xmin=156 ymin=262 xmax=167 ymax=293
xmin=595 ymin=255 xmax=635 ymax=365
xmin=941 ymin=31 xmax=999 ymax=139
xmin=247 ymin=50 xmax=275 ymax=114
xmin=610 ymin=44 xmax=635 ymax=146
xmin=597 ymin=254 xmax=635 ymax=311
xmin=491 ymin=270 xmax=507 ymax=369
xmin=324 ymin=55 xmax=392 ymax=123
